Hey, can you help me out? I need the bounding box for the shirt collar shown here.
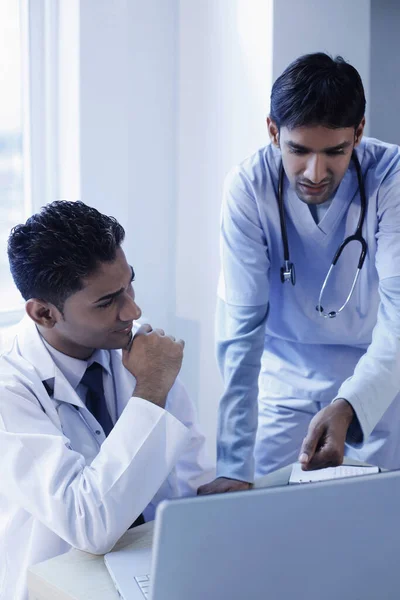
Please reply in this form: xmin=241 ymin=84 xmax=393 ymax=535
xmin=41 ymin=337 xmax=112 ymax=391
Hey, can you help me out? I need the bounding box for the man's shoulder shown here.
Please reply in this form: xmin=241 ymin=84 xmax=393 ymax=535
xmin=361 ymin=136 xmax=400 ymax=172
xmin=0 ymin=351 xmax=47 ymax=423
xmin=362 ymin=136 xmax=399 ymax=152
xmin=224 ymin=144 xmax=278 ymax=197
xmin=0 ymin=349 xmax=43 ymax=390
xmin=0 ymin=322 xmax=19 ymax=357
xmin=0 ymin=317 xmax=49 ymax=393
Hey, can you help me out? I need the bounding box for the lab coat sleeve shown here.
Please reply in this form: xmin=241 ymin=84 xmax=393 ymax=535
xmin=335 ymin=156 xmax=400 ymax=443
xmin=216 ymin=299 xmax=268 ymax=483
xmin=161 ymin=378 xmax=215 ymax=496
xmin=0 ymin=377 xmax=190 ymax=555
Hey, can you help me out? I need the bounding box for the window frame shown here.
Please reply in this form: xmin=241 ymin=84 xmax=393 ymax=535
xmin=0 ymin=0 xmax=80 ymax=328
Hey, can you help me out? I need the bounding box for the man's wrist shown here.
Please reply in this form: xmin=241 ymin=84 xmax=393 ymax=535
xmin=334 ymin=397 xmax=355 ymax=423
xmin=133 ymin=384 xmax=166 ymax=407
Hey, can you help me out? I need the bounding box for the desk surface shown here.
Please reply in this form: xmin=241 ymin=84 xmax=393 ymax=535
xmin=27 ymin=466 xmax=290 ymax=600
xmin=28 ymin=520 xmax=155 ymax=600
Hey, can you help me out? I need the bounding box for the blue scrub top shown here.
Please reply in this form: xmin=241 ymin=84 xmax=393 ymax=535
xmin=217 ymin=137 xmax=400 ymax=481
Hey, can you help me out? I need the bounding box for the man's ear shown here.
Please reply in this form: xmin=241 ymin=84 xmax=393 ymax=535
xmin=267 ymin=117 xmax=280 ymax=147
xmin=25 ymin=298 xmax=62 ymax=328
xmin=354 ymin=116 xmax=366 ymax=147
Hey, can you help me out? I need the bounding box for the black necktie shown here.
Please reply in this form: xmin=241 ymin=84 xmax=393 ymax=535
xmin=80 ymin=362 xmax=145 ymax=528
xmin=81 ymin=362 xmax=113 ymax=437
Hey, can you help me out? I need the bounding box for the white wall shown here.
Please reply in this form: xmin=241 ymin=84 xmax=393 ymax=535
xmin=272 ymin=0 xmax=371 ymax=131
xmin=175 ymin=0 xmax=274 ymax=455
xmin=370 ymin=0 xmax=400 ymax=144
xmin=79 ymin=0 xmax=178 ymax=330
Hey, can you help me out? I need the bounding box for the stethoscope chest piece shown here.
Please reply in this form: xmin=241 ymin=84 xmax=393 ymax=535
xmin=280 ymin=260 xmax=296 ymax=285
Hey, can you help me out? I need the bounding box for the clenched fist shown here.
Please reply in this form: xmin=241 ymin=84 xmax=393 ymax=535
xmin=122 ymin=324 xmax=185 ymax=408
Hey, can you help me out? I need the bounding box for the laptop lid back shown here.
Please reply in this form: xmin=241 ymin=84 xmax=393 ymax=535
xmin=150 ymin=470 xmax=400 ymax=600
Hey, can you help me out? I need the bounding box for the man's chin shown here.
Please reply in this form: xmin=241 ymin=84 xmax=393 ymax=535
xmin=295 ymin=182 xmax=334 ymax=205
xmin=105 ymin=330 xmax=134 ymax=351
xmin=97 ymin=340 xmax=129 ymax=351
xmin=296 ymin=190 xmax=332 ymax=205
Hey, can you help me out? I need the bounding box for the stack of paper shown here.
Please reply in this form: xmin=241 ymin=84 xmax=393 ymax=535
xmin=289 ymin=462 xmax=379 ymax=484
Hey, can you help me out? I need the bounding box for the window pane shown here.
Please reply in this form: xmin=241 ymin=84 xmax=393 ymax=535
xmin=0 ymin=0 xmax=25 ymax=315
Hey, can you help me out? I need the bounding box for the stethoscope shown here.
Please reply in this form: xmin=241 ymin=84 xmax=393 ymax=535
xmin=278 ymin=151 xmax=368 ymax=319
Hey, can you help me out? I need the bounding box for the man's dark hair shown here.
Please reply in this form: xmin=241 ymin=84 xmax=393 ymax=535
xmin=270 ymin=52 xmax=366 ymax=130
xmin=8 ymin=200 xmax=125 ymax=310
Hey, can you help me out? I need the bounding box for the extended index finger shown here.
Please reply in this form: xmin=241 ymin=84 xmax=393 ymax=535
xmin=299 ymin=422 xmax=324 ymax=469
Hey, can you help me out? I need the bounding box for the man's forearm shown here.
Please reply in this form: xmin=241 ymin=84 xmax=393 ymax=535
xmin=335 ymin=277 xmax=400 ymax=444
xmin=216 ymin=299 xmax=268 ymax=481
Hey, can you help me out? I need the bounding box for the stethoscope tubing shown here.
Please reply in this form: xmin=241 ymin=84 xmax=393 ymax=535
xmin=277 ymin=151 xmax=368 ymax=317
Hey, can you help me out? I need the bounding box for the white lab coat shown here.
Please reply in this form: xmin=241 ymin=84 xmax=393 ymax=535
xmin=0 ymin=317 xmax=214 ymax=600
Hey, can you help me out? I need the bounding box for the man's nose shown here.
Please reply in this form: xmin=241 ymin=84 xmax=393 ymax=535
xmin=120 ymin=294 xmax=142 ymax=322
xmin=303 ymin=155 xmax=327 ymax=184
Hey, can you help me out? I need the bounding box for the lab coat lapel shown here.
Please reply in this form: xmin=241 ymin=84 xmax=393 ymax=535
xmin=17 ymin=317 xmax=141 ymax=415
xmin=16 ymin=315 xmax=85 ymax=410
xmin=52 ymin=367 xmax=85 ymax=409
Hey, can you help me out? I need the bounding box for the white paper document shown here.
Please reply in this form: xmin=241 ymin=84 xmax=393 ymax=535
xmin=289 ymin=462 xmax=380 ymax=484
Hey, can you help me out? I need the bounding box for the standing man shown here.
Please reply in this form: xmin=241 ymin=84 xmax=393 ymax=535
xmin=199 ymin=53 xmax=400 ymax=495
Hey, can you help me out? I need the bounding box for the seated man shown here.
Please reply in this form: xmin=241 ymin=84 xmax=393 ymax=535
xmin=0 ymin=201 xmax=214 ymax=600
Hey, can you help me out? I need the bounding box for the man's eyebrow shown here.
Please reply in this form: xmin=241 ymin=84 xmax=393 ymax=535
xmin=93 ymin=266 xmax=135 ymax=304
xmin=286 ymin=140 xmax=353 ymax=152
xmin=94 ymin=287 xmax=124 ymax=304
xmin=323 ymin=141 xmax=353 ymax=152
xmin=286 ymin=141 xmax=310 ymax=152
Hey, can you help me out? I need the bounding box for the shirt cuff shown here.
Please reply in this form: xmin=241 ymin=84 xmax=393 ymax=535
xmin=332 ymin=393 xmax=370 ymax=446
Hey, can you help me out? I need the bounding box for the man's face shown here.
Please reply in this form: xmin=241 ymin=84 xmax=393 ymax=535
xmin=267 ymin=120 xmax=365 ymax=205
xmin=50 ymin=247 xmax=142 ymax=355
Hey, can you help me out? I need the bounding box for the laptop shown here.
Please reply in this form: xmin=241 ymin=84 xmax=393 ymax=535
xmin=104 ymin=469 xmax=400 ymax=600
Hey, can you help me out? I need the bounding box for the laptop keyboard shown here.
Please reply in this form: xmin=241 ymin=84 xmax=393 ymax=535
xmin=135 ymin=574 xmax=151 ymax=597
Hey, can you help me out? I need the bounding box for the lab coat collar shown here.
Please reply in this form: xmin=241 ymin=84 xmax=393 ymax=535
xmin=42 ymin=337 xmax=113 ymax=391
xmin=16 ymin=316 xmax=59 ymax=382
xmin=15 ymin=317 xmax=86 ymax=409
xmin=16 ymin=315 xmax=136 ymax=413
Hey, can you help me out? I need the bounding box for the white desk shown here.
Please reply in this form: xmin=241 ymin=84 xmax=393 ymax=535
xmin=28 ymin=461 xmax=366 ymax=600
xmin=28 ymin=520 xmax=155 ymax=600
